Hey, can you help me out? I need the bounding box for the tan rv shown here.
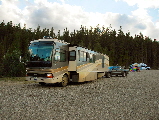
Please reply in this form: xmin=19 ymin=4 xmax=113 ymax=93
xmin=26 ymin=37 xmax=110 ymax=86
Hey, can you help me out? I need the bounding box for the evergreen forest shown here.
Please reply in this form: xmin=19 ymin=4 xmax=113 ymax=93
xmin=0 ymin=21 xmax=159 ymax=77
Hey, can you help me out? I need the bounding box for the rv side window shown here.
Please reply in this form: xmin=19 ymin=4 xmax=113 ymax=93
xmin=69 ymin=51 xmax=76 ymax=61
xmin=54 ymin=48 xmax=60 ymax=61
xmin=92 ymin=54 xmax=96 ymax=63
xmin=102 ymin=56 xmax=104 ymax=68
xmin=89 ymin=53 xmax=93 ymax=63
xmin=81 ymin=51 xmax=87 ymax=62
xmin=81 ymin=51 xmax=83 ymax=61
xmin=86 ymin=52 xmax=90 ymax=61
xmin=60 ymin=50 xmax=66 ymax=62
xmin=55 ymin=49 xmax=66 ymax=62
xmin=83 ymin=52 xmax=87 ymax=62
xmin=78 ymin=50 xmax=80 ymax=61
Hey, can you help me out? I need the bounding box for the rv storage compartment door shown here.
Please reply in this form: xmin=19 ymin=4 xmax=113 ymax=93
xmin=68 ymin=50 xmax=77 ymax=71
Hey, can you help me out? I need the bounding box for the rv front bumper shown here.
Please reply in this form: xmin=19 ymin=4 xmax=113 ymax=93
xmin=26 ymin=77 xmax=61 ymax=83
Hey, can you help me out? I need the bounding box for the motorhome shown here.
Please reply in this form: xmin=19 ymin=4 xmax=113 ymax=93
xmin=26 ymin=37 xmax=110 ymax=86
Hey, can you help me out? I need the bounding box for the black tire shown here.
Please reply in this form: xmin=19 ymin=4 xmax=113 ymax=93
xmin=105 ymin=72 xmax=111 ymax=78
xmin=39 ymin=82 xmax=46 ymax=86
xmin=122 ymin=72 xmax=126 ymax=77
xmin=59 ymin=75 xmax=69 ymax=87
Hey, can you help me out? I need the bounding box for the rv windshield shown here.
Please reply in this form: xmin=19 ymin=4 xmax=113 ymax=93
xmin=29 ymin=41 xmax=54 ymax=62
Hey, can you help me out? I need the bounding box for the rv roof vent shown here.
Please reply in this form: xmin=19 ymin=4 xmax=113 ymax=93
xmin=43 ymin=36 xmax=53 ymax=39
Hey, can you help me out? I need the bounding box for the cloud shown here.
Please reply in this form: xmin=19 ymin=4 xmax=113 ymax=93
xmin=156 ymin=21 xmax=159 ymax=28
xmin=24 ymin=2 xmax=88 ymax=31
xmin=0 ymin=0 xmax=159 ymax=40
xmin=135 ymin=23 xmax=147 ymax=30
xmin=116 ymin=0 xmax=159 ymax=9
xmin=0 ymin=0 xmax=23 ymax=24
xmin=131 ymin=8 xmax=152 ymax=22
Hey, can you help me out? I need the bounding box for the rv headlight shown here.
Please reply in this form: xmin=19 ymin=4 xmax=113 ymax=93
xmin=47 ymin=73 xmax=53 ymax=78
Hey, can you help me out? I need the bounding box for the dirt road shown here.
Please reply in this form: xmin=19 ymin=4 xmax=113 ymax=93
xmin=0 ymin=70 xmax=159 ymax=120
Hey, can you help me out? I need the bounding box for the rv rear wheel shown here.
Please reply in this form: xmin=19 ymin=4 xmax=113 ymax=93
xmin=105 ymin=72 xmax=111 ymax=78
xmin=60 ymin=75 xmax=68 ymax=87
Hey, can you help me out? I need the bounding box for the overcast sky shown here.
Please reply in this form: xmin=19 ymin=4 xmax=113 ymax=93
xmin=0 ymin=0 xmax=159 ymax=40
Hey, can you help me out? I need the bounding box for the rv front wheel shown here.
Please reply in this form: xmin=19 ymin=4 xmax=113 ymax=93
xmin=60 ymin=75 xmax=68 ymax=87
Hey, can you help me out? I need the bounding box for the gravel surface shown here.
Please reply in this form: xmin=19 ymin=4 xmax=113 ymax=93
xmin=1 ymin=70 xmax=159 ymax=120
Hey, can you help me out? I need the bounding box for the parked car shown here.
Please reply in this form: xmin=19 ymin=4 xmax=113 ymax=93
xmin=108 ymin=66 xmax=129 ymax=77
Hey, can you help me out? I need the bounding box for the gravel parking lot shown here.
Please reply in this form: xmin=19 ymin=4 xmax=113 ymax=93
xmin=1 ymin=70 xmax=159 ymax=120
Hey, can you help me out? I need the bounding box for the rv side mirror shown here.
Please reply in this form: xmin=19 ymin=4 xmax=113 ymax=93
xmin=19 ymin=56 xmax=25 ymax=64
xmin=19 ymin=56 xmax=22 ymax=62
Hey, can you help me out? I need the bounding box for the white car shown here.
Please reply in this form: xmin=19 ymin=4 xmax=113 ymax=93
xmin=140 ymin=66 xmax=151 ymax=70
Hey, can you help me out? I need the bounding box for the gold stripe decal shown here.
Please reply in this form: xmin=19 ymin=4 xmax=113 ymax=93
xmin=53 ymin=66 xmax=68 ymax=73
xmin=77 ymin=63 xmax=91 ymax=69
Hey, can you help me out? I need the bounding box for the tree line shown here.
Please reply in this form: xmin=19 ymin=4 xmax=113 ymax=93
xmin=0 ymin=21 xmax=159 ymax=77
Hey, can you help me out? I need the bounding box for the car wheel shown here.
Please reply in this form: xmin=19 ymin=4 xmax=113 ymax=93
xmin=122 ymin=72 xmax=126 ymax=77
